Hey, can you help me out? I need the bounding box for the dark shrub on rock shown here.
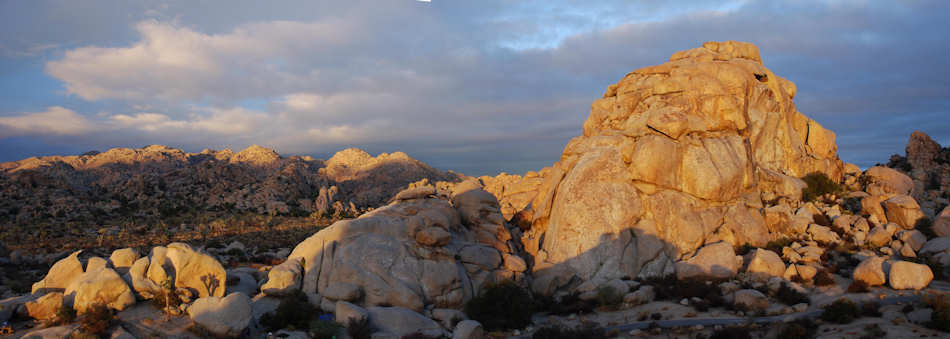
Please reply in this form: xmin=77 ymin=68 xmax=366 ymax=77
xmin=802 ymin=172 xmax=841 ymax=202
xmin=821 ymin=298 xmax=860 ymax=324
xmin=464 ymin=281 xmax=536 ymax=331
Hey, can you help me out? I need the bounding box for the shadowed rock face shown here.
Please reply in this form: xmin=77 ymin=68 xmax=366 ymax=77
xmin=485 ymin=41 xmax=844 ymax=294
xmin=0 ymin=145 xmax=461 ymax=223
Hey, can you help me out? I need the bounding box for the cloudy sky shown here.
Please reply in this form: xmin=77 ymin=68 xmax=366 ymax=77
xmin=0 ymin=1 xmax=947 ymax=175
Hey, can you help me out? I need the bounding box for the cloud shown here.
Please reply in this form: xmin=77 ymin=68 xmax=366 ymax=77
xmin=0 ymin=1 xmax=944 ymax=175
xmin=0 ymin=106 xmax=95 ymax=137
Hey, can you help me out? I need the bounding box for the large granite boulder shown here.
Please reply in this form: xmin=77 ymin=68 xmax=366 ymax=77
xmin=521 ymin=41 xmax=842 ymax=293
xmin=863 ymin=166 xmax=914 ymax=196
xmin=287 ymin=186 xmax=525 ymax=311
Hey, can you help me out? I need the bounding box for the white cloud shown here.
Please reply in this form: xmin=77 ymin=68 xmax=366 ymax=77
xmin=0 ymin=107 xmax=96 ymax=137
xmin=45 ymin=19 xmax=363 ymax=102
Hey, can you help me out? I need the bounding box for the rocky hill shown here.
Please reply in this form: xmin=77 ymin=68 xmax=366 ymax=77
xmin=0 ymin=145 xmax=461 ymax=226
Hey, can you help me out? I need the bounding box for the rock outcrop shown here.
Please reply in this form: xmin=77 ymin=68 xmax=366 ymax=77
xmin=285 ymin=185 xmax=525 ymax=312
xmin=517 ymin=41 xmax=843 ymax=294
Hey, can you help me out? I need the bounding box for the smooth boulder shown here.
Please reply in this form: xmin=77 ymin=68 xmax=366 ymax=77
xmin=888 ymin=261 xmax=933 ymax=290
xmin=188 ymin=292 xmax=253 ymax=338
xmin=65 ymin=267 xmax=135 ymax=313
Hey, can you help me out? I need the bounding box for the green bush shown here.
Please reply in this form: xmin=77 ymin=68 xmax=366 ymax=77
xmin=802 ymin=172 xmax=841 ymax=202
xmin=464 ymin=281 xmax=536 ymax=331
xmin=820 ymin=298 xmax=860 ymax=324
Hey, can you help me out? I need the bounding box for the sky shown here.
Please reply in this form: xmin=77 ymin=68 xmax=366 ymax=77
xmin=0 ymin=1 xmax=948 ymax=176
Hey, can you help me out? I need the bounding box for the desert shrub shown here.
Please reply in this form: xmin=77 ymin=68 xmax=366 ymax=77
xmin=775 ymin=282 xmax=809 ymax=306
xmin=814 ymin=270 xmax=836 ymax=286
xmin=76 ymin=303 xmax=115 ymax=337
xmin=802 ymin=172 xmax=842 ymax=202
xmin=778 ymin=318 xmax=818 ymax=339
xmin=530 ymin=324 xmax=605 ymax=339
xmin=847 ymin=280 xmax=870 ymax=293
xmin=52 ymin=305 xmax=77 ymax=325
xmin=843 ymin=197 xmax=863 ymax=215
xmin=346 ymin=317 xmax=372 ymax=339
xmin=644 ymin=276 xmax=726 ymax=309
xmin=464 ymin=281 xmax=536 ymax=331
xmin=595 ymin=285 xmax=623 ymax=309
xmin=260 ymin=290 xmax=323 ymax=332
xmin=901 ymin=304 xmax=915 ymax=313
xmin=887 ymin=155 xmax=913 ymax=172
xmin=151 ymin=278 xmax=181 ymax=311
xmin=534 ymin=292 xmax=596 ymax=315
xmin=820 ymin=298 xmax=860 ymax=324
xmin=924 ymin=294 xmax=950 ymax=332
xmin=309 ymin=318 xmax=344 ymax=339
xmin=709 ymin=326 xmax=753 ymax=339
xmin=859 ymin=323 xmax=887 ymax=339
xmin=860 ymin=301 xmax=882 ymax=317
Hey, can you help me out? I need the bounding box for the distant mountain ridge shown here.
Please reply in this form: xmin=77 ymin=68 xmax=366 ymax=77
xmin=0 ymin=144 xmax=461 ymax=225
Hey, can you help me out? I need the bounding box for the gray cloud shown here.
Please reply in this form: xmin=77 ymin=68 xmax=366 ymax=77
xmin=1 ymin=1 xmax=948 ymax=175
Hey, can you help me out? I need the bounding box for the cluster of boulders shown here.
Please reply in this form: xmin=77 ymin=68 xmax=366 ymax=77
xmin=0 ymin=145 xmax=459 ymax=224
xmin=255 ymin=184 xmax=523 ymax=337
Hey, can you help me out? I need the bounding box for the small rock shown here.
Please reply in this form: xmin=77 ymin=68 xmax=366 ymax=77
xmin=733 ymin=289 xmax=769 ymax=312
xmin=453 ymin=320 xmax=485 ymax=339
